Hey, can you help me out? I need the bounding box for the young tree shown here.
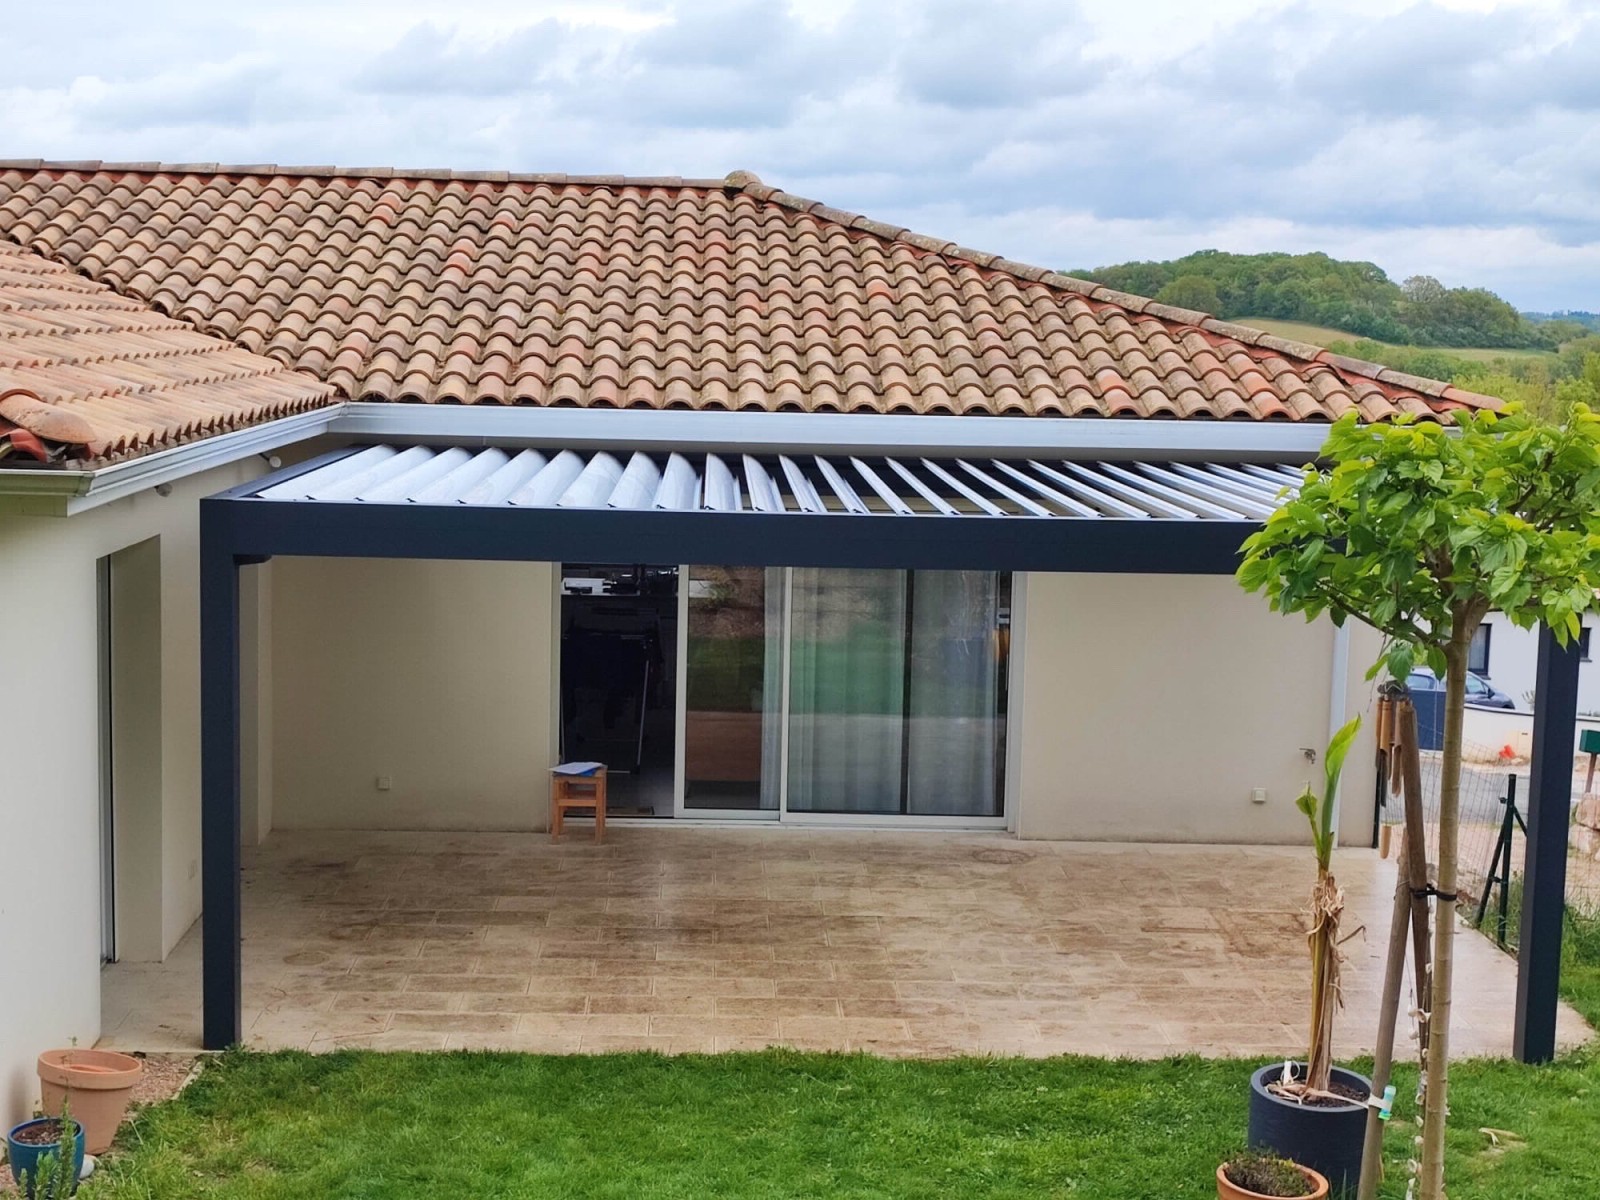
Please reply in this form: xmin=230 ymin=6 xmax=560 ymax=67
xmin=1237 ymin=403 xmax=1600 ymax=1200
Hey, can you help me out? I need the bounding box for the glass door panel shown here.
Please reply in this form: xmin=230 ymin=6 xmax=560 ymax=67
xmin=786 ymin=568 xmax=908 ymax=814
xmin=681 ymin=566 xmax=782 ymax=813
xmin=905 ymin=571 xmax=1004 ymax=816
xmin=786 ymin=568 xmax=1007 ymax=818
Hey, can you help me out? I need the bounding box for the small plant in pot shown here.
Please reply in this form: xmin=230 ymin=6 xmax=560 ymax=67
xmin=1245 ymin=717 xmax=1371 ymax=1197
xmin=1219 ymin=1149 xmax=1329 ymax=1200
xmin=6 ymin=1093 xmax=84 ymax=1199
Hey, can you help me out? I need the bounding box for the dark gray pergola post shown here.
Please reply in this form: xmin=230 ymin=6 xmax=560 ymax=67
xmin=200 ymin=505 xmax=245 ymax=1050
xmin=1514 ymin=625 xmax=1583 ymax=1063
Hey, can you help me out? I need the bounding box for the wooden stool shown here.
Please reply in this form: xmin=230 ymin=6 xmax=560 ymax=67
xmin=551 ymin=767 xmax=607 ymax=842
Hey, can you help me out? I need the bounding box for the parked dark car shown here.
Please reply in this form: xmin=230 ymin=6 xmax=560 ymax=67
xmin=1405 ymin=667 xmax=1516 ymax=709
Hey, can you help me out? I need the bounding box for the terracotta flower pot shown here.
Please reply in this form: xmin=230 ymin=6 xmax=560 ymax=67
xmin=1218 ymin=1161 xmax=1330 ymax=1200
xmin=37 ymin=1050 xmax=142 ymax=1155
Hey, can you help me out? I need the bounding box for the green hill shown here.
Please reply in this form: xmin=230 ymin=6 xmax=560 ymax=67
xmin=1066 ymin=250 xmax=1571 ymax=352
xmin=1233 ymin=318 xmax=1555 ymax=365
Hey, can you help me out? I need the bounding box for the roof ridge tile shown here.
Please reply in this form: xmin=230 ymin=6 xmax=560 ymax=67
xmin=987 ymin=259 xmax=1051 ymax=284
xmin=1316 ymin=350 xmax=1386 ymax=379
xmin=1198 ymin=317 xmax=1268 ymax=345
xmin=0 ymin=160 xmax=736 ymax=189
xmin=1375 ymin=367 xmax=1451 ymax=399
xmin=1251 ymin=333 xmax=1329 ymax=361
xmin=1141 ymin=301 xmax=1209 ymax=327
xmin=896 ymin=232 xmax=953 ymax=255
xmin=1036 ymin=272 xmax=1101 ymax=298
xmin=1440 ymin=384 xmax=1500 ymax=410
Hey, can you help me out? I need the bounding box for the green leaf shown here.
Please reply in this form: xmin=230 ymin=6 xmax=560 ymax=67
xmin=1323 ymin=717 xmax=1361 ymax=816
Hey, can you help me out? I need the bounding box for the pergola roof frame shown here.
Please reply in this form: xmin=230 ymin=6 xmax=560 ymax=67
xmin=197 ymin=442 xmax=1581 ymax=1066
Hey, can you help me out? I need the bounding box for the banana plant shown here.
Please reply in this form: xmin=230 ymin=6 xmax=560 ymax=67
xmin=1296 ymin=716 xmax=1361 ymax=1095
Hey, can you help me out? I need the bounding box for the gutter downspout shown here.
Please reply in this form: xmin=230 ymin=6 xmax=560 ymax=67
xmin=1328 ymin=620 xmax=1352 ymax=848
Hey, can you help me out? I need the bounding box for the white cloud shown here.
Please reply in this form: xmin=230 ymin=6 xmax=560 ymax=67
xmin=0 ymin=0 xmax=1594 ymax=308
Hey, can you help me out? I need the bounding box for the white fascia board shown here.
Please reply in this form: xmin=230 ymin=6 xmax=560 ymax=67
xmin=329 ymin=403 xmax=1333 ymax=463
xmin=0 ymin=407 xmax=343 ymax=517
xmin=0 ymin=401 xmax=1335 ymax=518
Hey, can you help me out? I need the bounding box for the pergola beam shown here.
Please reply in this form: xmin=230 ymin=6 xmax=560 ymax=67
xmin=205 ymin=497 xmax=1258 ymax=575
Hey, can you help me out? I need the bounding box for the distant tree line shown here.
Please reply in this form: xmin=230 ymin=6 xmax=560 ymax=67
xmin=1524 ymin=310 xmax=1600 ymax=337
xmin=1067 ymin=250 xmax=1575 ymax=350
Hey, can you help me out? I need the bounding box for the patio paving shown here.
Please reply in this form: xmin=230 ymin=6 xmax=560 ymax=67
xmin=100 ymin=827 xmax=1590 ymax=1059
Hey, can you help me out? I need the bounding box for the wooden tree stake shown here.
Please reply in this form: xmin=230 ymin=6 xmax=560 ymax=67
xmin=1356 ymin=856 xmax=1414 ymax=1200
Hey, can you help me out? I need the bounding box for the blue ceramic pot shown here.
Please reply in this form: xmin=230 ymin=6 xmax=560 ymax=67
xmin=5 ymin=1116 xmax=84 ymax=1198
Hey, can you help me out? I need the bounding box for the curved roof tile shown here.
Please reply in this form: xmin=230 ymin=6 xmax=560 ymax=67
xmin=0 ymin=239 xmax=333 ymax=465
xmin=0 ymin=161 xmax=1498 ymax=440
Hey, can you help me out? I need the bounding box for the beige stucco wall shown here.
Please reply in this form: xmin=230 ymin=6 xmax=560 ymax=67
xmin=240 ymin=562 xmax=274 ymax=846
xmin=107 ymin=536 xmax=165 ymax=962
xmin=1012 ymin=572 xmax=1381 ymax=844
xmin=269 ymin=557 xmax=559 ymax=831
xmin=0 ymin=458 xmax=263 ymax=1130
xmin=1339 ymin=618 xmax=1385 ymax=846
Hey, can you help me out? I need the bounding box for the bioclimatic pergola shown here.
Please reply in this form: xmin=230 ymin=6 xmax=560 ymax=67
xmin=195 ymin=409 xmax=1582 ymax=1063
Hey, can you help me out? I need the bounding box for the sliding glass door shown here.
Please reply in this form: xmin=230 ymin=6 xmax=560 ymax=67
xmin=786 ymin=569 xmax=909 ymax=814
xmin=786 ymin=568 xmax=1006 ymax=818
xmin=671 ymin=565 xmax=1008 ymax=822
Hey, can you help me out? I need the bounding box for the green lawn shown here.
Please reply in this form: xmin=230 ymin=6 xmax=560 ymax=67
xmin=1234 ymin=317 xmax=1557 ymax=364
xmin=70 ymin=1027 xmax=1600 ymax=1198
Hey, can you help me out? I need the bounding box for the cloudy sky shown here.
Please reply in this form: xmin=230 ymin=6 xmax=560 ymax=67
xmin=5 ymin=0 xmax=1596 ymax=310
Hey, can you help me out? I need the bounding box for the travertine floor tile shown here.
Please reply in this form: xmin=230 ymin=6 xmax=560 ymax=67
xmin=102 ymin=828 xmax=1591 ymax=1060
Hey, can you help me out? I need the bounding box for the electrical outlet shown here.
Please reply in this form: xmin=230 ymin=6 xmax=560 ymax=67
xmin=376 ymin=775 xmax=393 ymax=791
xmin=1250 ymin=787 xmax=1268 ymax=805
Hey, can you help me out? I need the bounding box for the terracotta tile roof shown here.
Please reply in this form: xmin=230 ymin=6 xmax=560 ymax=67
xmin=0 ymin=161 xmax=1497 ymax=428
xmin=0 ymin=239 xmax=334 ymax=465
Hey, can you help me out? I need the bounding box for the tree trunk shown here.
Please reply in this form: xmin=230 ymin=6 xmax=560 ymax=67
xmin=1418 ymin=623 xmax=1472 ymax=1199
xmin=1397 ymin=702 xmax=1434 ymax=1064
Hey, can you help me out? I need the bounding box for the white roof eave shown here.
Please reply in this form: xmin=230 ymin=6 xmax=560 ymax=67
xmin=1 ymin=400 xmax=1338 ymax=517
xmin=0 ymin=406 xmax=343 ymax=516
xmin=328 ymin=403 xmax=1333 ymax=463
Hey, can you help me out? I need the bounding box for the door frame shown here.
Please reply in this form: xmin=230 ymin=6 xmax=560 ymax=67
xmin=670 ymin=566 xmax=1013 ymax=830
xmin=673 ymin=564 xmax=781 ymax=820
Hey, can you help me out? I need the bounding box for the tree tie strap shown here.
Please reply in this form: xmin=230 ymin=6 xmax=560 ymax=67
xmin=1412 ymin=886 xmax=1459 ymax=902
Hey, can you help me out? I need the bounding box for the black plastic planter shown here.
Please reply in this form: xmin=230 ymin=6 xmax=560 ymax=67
xmin=1247 ymin=1063 xmax=1370 ymax=1198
